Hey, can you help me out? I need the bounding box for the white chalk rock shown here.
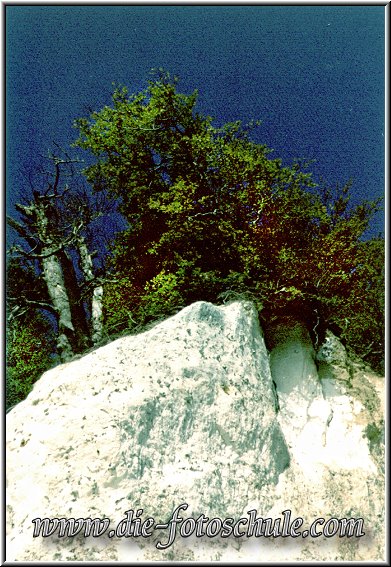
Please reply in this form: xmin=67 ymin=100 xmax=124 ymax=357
xmin=6 ymin=301 xmax=385 ymax=561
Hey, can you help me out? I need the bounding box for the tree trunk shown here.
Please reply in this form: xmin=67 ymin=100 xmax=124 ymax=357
xmin=41 ymin=254 xmax=74 ymax=361
xmin=91 ymin=285 xmax=104 ymax=345
xmin=76 ymin=236 xmax=104 ymax=345
xmin=9 ymin=163 xmax=105 ymax=359
xmin=59 ymin=249 xmax=90 ymax=351
xmin=16 ymin=197 xmax=79 ymax=361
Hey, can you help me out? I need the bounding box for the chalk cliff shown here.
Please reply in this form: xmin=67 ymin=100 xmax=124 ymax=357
xmin=6 ymin=301 xmax=385 ymax=561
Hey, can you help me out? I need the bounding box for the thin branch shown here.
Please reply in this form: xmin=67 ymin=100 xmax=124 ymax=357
xmin=52 ymin=161 xmax=60 ymax=194
xmin=7 ymin=216 xmax=31 ymax=238
xmin=188 ymin=209 xmax=218 ymax=220
xmin=8 ymin=298 xmax=58 ymax=318
xmin=10 ymin=243 xmax=63 ymax=260
xmin=7 ymin=216 xmax=39 ymax=252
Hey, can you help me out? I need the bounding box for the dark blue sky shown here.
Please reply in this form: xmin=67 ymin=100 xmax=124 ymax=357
xmin=6 ymin=5 xmax=385 ymax=237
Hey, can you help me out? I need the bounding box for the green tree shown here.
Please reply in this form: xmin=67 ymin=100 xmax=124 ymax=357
xmin=74 ymin=72 xmax=383 ymax=368
xmin=328 ymin=236 xmax=384 ymax=372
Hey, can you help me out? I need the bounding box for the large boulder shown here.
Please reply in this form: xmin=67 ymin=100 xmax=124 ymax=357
xmin=266 ymin=318 xmax=385 ymax=561
xmin=6 ymin=301 xmax=385 ymax=561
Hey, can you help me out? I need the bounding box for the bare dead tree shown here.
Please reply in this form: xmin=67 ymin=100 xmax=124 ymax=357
xmin=7 ymin=151 xmax=108 ymax=361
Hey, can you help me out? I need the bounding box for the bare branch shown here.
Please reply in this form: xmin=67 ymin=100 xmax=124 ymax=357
xmin=8 ymin=298 xmax=57 ymax=319
xmin=10 ymin=243 xmax=63 ymax=260
xmin=188 ymin=209 xmax=218 ymax=220
xmin=7 ymin=216 xmax=31 ymax=238
xmin=52 ymin=161 xmax=60 ymax=195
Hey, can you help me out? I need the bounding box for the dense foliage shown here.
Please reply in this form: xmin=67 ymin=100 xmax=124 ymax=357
xmin=6 ymin=315 xmax=55 ymax=411
xmin=74 ymin=72 xmax=384 ymax=369
xmin=7 ymin=72 xmax=384 ymax=410
xmin=6 ymin=259 xmax=56 ymax=410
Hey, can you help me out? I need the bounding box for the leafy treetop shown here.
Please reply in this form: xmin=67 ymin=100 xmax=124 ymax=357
xmin=73 ymin=72 xmax=384 ymax=369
